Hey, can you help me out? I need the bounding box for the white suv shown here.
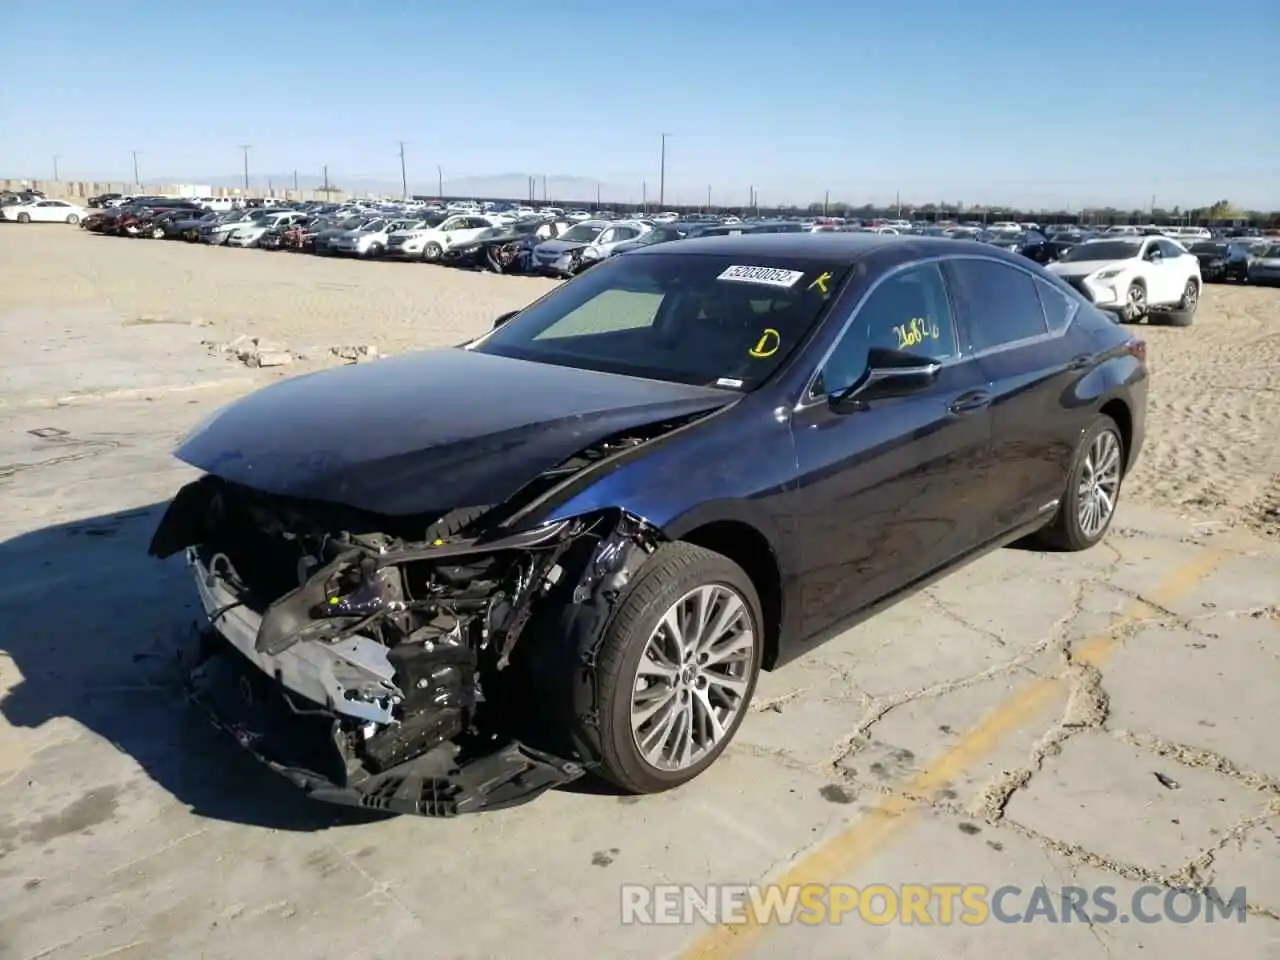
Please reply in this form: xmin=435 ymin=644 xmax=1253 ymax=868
xmin=1048 ymin=236 xmax=1201 ymax=326
xmin=386 ymin=214 xmax=497 ymax=261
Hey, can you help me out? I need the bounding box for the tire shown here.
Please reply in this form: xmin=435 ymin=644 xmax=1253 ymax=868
xmin=66 ymin=214 xmax=79 ymax=225
xmin=1029 ymin=414 xmax=1125 ymax=552
xmin=585 ymin=542 xmax=763 ymax=794
xmin=150 ymin=226 xmax=165 ymax=239
xmin=364 ymin=243 xmax=384 ymax=258
xmin=1156 ymin=278 xmax=1199 ymax=327
xmin=422 ymin=241 xmax=443 ymax=262
xmin=1121 ymin=281 xmax=1146 ymax=322
xmin=16 ymin=213 xmax=30 ymax=223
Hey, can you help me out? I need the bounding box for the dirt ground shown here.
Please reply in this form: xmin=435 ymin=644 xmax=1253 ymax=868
xmin=0 ymin=227 xmax=1277 ymax=960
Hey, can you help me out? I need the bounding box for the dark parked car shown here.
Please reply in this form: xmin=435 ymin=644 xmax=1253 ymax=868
xmin=149 ymin=233 xmax=1147 ymax=816
xmin=443 ymin=218 xmax=566 ymax=273
xmin=610 ymin=225 xmax=686 ymax=255
xmin=1186 ymin=239 xmax=1255 ymax=283
xmin=981 ymin=229 xmax=1056 ymax=264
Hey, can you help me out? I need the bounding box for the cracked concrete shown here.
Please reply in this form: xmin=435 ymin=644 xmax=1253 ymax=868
xmin=1 ymin=234 xmax=1278 ymax=960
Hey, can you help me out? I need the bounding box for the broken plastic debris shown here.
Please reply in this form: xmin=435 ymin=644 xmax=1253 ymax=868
xmin=1153 ymin=771 xmax=1180 ymax=790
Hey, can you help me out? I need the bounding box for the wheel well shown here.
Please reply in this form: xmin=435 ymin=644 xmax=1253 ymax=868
xmin=1099 ymin=398 xmax=1132 ymax=471
xmin=679 ymin=520 xmax=784 ymax=669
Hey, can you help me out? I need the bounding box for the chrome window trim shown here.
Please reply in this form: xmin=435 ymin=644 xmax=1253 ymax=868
xmin=795 ymin=253 xmax=1072 ymax=412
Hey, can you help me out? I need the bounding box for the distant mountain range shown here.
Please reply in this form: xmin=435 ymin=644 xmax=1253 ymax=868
xmin=190 ymin=172 xmax=639 ymax=202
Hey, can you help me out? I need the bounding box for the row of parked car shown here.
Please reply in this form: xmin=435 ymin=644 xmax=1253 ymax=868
xmin=38 ymin=194 xmax=1280 ymax=302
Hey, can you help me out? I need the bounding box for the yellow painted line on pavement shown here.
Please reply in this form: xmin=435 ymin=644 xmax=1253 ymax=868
xmin=679 ymin=546 xmax=1230 ymax=959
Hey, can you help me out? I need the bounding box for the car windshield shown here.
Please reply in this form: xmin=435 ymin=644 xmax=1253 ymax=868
xmin=1060 ymin=240 xmax=1142 ymax=262
xmin=473 ymin=252 xmax=850 ymax=389
xmin=558 ymin=223 xmax=604 ymax=243
xmin=1264 ymin=245 xmax=1280 ymax=258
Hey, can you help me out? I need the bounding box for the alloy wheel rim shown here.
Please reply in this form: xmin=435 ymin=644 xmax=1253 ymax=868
xmin=1127 ymin=285 xmax=1145 ymax=317
xmin=630 ymin=583 xmax=755 ymax=772
xmin=1184 ymin=282 xmax=1197 ymax=308
xmin=1077 ymin=429 xmax=1122 ymax=539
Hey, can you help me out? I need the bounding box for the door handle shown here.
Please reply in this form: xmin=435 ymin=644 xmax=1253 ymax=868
xmin=949 ymin=390 xmax=992 ymax=415
xmin=1067 ymin=353 xmax=1092 ymax=370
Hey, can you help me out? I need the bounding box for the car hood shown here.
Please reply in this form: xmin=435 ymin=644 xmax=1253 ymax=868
xmin=534 ymin=239 xmax=589 ymax=256
xmin=1252 ymin=257 xmax=1280 ymax=268
xmin=173 ymin=347 xmax=732 ymax=516
xmin=1047 ymin=260 xmax=1128 ymax=277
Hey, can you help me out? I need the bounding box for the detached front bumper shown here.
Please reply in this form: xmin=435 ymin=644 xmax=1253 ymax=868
xmin=185 ymin=550 xmax=586 ymax=816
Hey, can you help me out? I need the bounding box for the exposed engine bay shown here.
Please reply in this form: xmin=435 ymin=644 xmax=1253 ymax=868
xmin=147 ymin=417 xmax=689 ymax=815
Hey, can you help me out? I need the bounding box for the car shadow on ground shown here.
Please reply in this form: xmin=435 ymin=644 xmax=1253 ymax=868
xmin=0 ymin=503 xmax=389 ymax=831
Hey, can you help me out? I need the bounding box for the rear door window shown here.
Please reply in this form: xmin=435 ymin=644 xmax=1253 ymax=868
xmin=945 ymin=258 xmax=1049 ymax=353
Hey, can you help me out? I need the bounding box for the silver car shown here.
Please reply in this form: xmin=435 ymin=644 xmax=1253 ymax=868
xmin=1246 ymin=243 xmax=1280 ymax=285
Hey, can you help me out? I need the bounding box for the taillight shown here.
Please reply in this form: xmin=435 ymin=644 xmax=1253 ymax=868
xmin=1124 ymin=337 xmax=1147 ymax=364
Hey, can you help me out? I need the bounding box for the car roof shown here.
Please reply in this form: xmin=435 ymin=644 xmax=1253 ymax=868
xmin=629 ymin=231 xmax=962 ymax=267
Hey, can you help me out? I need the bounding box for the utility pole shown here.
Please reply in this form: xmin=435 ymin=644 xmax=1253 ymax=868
xmin=438 ymin=165 xmax=444 ymax=199
xmin=706 ymin=184 xmax=711 ymax=212
xmin=130 ymin=150 xmax=140 ymax=186
xmin=542 ymin=174 xmax=547 ymax=202
xmin=397 ymin=141 xmax=408 ymax=199
xmin=642 ymin=180 xmax=647 ymax=214
xmin=658 ymin=133 xmax=667 ymax=207
xmin=52 ymin=155 xmax=61 ymax=182
xmin=596 ymin=181 xmax=600 ymax=209
xmin=823 ymin=190 xmax=829 ymax=216
xmin=895 ymin=189 xmax=901 ymax=217
xmin=322 ymin=164 xmax=329 ymax=196
xmin=238 ymin=144 xmax=250 ymax=191
xmin=292 ymin=170 xmax=298 ymax=192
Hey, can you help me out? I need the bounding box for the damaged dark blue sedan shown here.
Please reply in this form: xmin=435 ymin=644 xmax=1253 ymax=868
xmin=149 ymin=233 xmax=1148 ymax=816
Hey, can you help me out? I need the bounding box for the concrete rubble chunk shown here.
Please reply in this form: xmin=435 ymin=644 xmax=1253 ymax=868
xmin=330 ymin=344 xmax=379 ymax=363
xmin=250 ymin=350 xmax=293 ymax=368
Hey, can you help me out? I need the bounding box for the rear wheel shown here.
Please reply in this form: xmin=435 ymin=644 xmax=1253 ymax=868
xmin=584 ymin=543 xmax=762 ymax=794
xmin=422 ymin=241 xmax=443 ymax=262
xmin=1030 ymin=414 xmax=1125 ymax=551
xmin=16 ymin=212 xmax=30 ymax=223
xmin=66 ymin=214 xmax=79 ymax=225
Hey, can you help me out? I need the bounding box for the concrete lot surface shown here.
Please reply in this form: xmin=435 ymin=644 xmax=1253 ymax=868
xmin=0 ymin=228 xmax=1277 ymax=959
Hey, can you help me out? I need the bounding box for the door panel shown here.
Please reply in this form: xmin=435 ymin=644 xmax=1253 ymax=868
xmin=789 ymin=361 xmax=992 ymax=637
xmin=946 ymin=259 xmax=1081 ymax=541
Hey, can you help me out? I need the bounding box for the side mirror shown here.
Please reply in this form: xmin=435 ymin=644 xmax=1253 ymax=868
xmin=828 ymin=347 xmax=943 ymax=412
xmin=492 ymin=310 xmax=518 ymax=329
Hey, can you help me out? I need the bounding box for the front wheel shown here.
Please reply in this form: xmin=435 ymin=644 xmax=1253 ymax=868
xmin=66 ymin=214 xmax=79 ymax=225
xmin=364 ymin=243 xmax=384 ymax=258
xmin=1122 ymin=282 xmax=1146 ymax=322
xmin=1030 ymin=414 xmax=1125 ymax=551
xmin=585 ymin=543 xmax=763 ymax=794
xmin=422 ymin=241 xmax=443 ymax=262
xmin=16 ymin=212 xmax=30 ymax=223
xmin=1155 ymin=279 xmax=1198 ymax=327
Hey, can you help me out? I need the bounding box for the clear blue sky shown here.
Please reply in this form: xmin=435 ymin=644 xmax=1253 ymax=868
xmin=3 ymin=0 xmax=1276 ymax=210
